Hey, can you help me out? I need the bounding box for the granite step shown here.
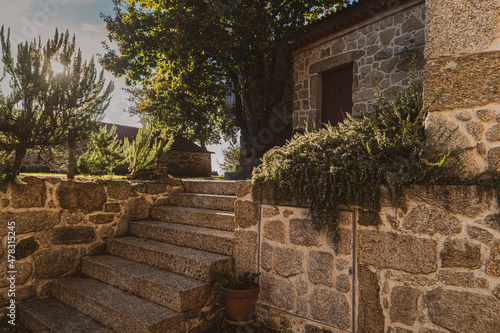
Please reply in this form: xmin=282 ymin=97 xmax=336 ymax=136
xmin=107 ymin=236 xmax=232 ymax=281
xmin=167 ymin=192 xmax=236 ymax=212
xmin=131 ymin=221 xmax=234 ymax=255
xmin=183 ymin=179 xmax=239 ymax=195
xmin=50 ymin=277 xmax=184 ymax=333
xmin=82 ymin=255 xmax=210 ymax=312
xmin=18 ymin=297 xmax=113 ymax=333
xmin=150 ymin=206 xmax=236 ymax=232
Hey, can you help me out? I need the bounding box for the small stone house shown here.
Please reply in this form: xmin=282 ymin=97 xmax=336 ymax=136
xmin=22 ymin=123 xmax=213 ymax=177
xmin=292 ymin=0 xmax=426 ymax=131
xmin=103 ymin=123 xmax=214 ymax=178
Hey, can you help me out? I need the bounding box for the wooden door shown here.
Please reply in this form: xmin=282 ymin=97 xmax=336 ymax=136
xmin=322 ymin=65 xmax=353 ymax=127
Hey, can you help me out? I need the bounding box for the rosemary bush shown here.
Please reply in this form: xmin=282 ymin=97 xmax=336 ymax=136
xmin=122 ymin=124 xmax=174 ymax=174
xmin=78 ymin=125 xmax=124 ymax=176
xmin=253 ymin=73 xmax=463 ymax=242
xmin=210 ymin=270 xmax=260 ymax=290
xmin=0 ymin=150 xmax=15 ymax=183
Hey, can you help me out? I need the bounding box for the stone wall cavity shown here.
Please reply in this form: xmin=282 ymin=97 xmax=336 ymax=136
xmin=247 ymin=185 xmax=500 ymax=333
xmin=292 ymin=0 xmax=425 ymax=130
xmin=0 ymin=176 xmax=182 ymax=320
xmin=424 ymin=0 xmax=500 ymax=174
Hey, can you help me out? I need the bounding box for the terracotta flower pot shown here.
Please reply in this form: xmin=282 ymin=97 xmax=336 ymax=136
xmin=221 ymin=282 xmax=260 ymax=323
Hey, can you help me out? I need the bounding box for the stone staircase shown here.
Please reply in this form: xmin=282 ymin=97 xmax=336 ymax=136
xmin=19 ymin=179 xmax=239 ymax=333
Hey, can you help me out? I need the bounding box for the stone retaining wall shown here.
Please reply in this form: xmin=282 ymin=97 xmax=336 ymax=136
xmin=0 ymin=176 xmax=182 ymax=321
xmin=243 ymin=185 xmax=500 ymax=333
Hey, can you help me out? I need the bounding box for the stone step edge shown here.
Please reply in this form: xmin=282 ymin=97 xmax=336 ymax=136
xmin=81 ymin=254 xmax=210 ymax=312
xmin=130 ymin=221 xmax=234 ymax=255
xmin=150 ymin=206 xmax=237 ymax=232
xmin=50 ymin=277 xmax=183 ymax=333
xmin=106 ymin=236 xmax=233 ymax=281
xmin=18 ymin=297 xmax=114 ymax=333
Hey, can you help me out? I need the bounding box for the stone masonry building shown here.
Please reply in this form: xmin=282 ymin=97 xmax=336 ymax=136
xmin=292 ymin=0 xmax=500 ymax=177
xmin=292 ymin=0 xmax=426 ymax=131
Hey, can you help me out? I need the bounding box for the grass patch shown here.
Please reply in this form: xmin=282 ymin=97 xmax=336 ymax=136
xmin=20 ymin=173 xmax=126 ymax=179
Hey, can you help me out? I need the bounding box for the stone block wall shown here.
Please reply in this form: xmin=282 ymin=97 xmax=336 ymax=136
xmin=0 ymin=176 xmax=182 ymax=320
xmin=292 ymin=0 xmax=425 ymax=130
xmin=160 ymin=151 xmax=212 ymax=177
xmin=247 ymin=185 xmax=500 ymax=332
xmin=258 ymin=206 xmax=354 ymax=332
xmin=233 ymin=181 xmax=259 ymax=276
xmin=424 ymin=0 xmax=500 ymax=174
xmin=357 ymin=186 xmax=500 ymax=333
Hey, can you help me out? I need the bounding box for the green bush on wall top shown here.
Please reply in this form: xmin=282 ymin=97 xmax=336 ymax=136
xmin=78 ymin=125 xmax=124 ymax=176
xmin=253 ymin=70 xmax=464 ymax=245
xmin=122 ymin=123 xmax=174 ymax=175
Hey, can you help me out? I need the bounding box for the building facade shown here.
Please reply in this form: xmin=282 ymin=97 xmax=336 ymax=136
xmin=292 ymin=0 xmax=425 ymax=131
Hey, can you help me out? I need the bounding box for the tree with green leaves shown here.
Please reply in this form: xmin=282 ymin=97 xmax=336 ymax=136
xmin=0 ymin=27 xmax=62 ymax=178
xmin=218 ymin=141 xmax=240 ymax=174
xmin=0 ymin=27 xmax=113 ymax=180
xmin=125 ymin=59 xmax=231 ymax=150
xmin=0 ymin=149 xmax=14 ymax=183
xmin=78 ymin=125 xmax=124 ymax=175
xmin=122 ymin=123 xmax=174 ymax=176
xmin=49 ymin=31 xmax=114 ymax=179
xmin=102 ymin=0 xmax=348 ymax=166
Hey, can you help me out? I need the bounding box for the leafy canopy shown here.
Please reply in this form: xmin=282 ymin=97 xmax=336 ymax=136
xmin=102 ymin=0 xmax=348 ymax=153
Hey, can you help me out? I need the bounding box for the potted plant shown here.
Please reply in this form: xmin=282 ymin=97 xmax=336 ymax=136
xmin=211 ymin=270 xmax=260 ymax=325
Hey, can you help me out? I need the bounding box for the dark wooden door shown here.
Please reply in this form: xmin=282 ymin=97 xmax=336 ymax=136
xmin=322 ymin=65 xmax=353 ymax=127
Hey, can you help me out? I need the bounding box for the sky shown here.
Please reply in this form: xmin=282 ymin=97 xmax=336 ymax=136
xmin=0 ymin=0 xmax=230 ymax=173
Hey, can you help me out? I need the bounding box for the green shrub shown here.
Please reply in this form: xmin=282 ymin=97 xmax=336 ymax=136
xmin=122 ymin=123 xmax=174 ymax=174
xmin=253 ymin=71 xmax=463 ymax=244
xmin=210 ymin=270 xmax=260 ymax=290
xmin=78 ymin=125 xmax=124 ymax=176
xmin=218 ymin=141 xmax=240 ymax=174
xmin=0 ymin=150 xmax=15 ymax=183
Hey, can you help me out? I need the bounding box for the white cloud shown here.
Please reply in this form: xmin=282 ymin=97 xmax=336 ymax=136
xmin=80 ymin=23 xmax=101 ymax=33
xmin=1 ymin=0 xmax=32 ymax=17
xmin=66 ymin=0 xmax=99 ymax=3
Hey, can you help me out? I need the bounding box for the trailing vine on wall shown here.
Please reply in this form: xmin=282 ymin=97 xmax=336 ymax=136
xmin=252 ymin=70 xmax=470 ymax=245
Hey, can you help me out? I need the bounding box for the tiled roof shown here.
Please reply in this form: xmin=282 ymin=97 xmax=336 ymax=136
xmin=292 ymin=0 xmax=418 ymax=51
xmin=102 ymin=123 xmax=139 ymax=142
xmin=101 ymin=123 xmax=209 ymax=153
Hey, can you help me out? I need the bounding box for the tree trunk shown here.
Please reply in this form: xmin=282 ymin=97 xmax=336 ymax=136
xmin=67 ymin=140 xmax=77 ymax=179
xmin=200 ymin=141 xmax=207 ymax=151
xmin=12 ymin=146 xmax=27 ymax=175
